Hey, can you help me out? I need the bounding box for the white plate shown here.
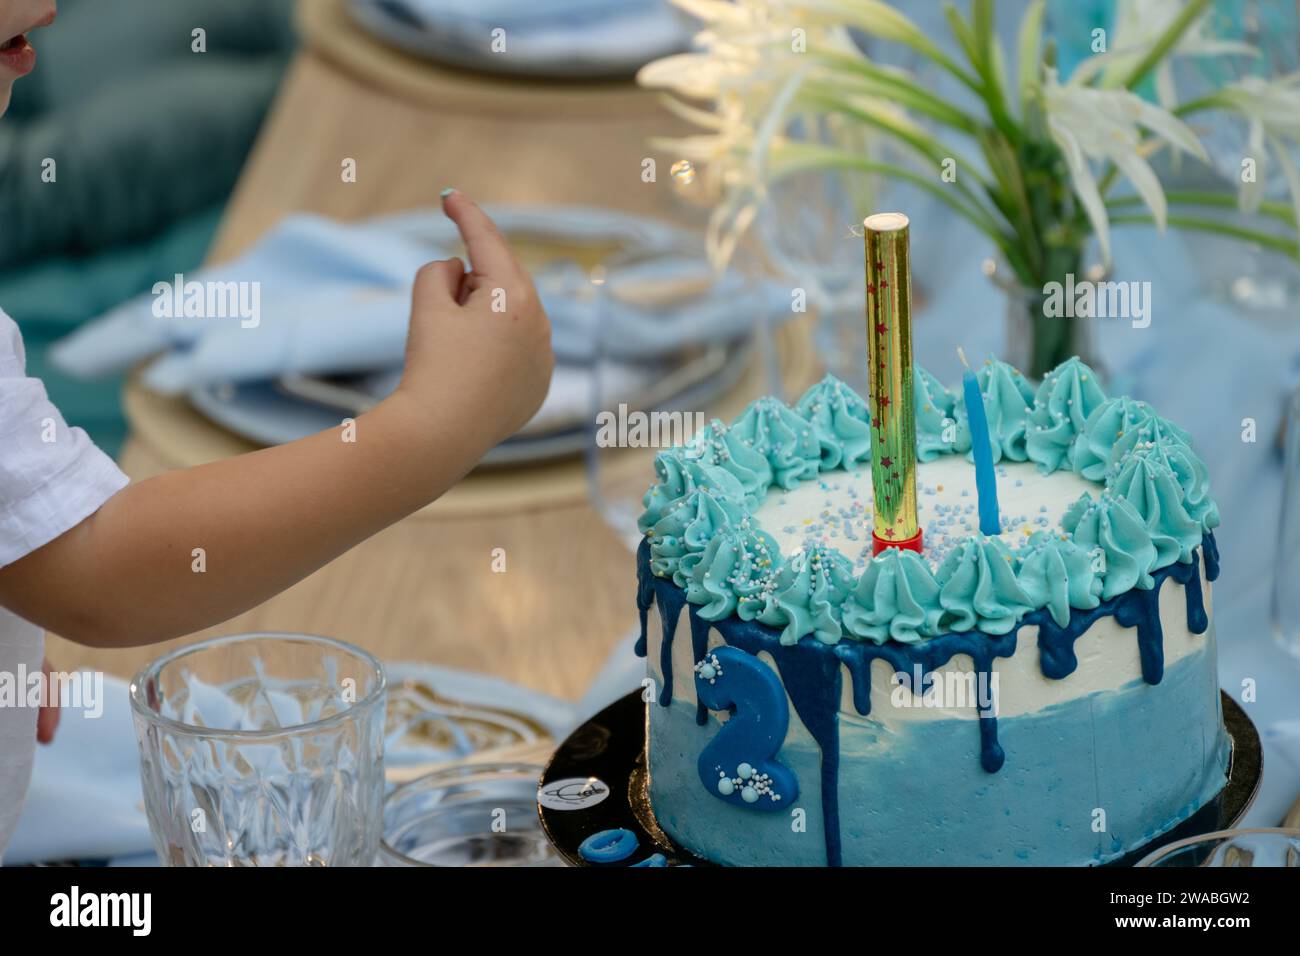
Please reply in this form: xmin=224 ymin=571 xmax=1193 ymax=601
xmin=347 ymin=0 xmax=693 ymax=79
xmin=190 ymin=339 xmax=753 ymax=467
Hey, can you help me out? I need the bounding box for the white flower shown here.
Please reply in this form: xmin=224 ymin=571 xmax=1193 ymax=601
xmin=1074 ymin=0 xmax=1254 ymax=107
xmin=638 ymin=0 xmax=884 ymax=266
xmin=1214 ymin=73 xmax=1300 ymax=233
xmin=1043 ymin=70 xmax=1206 ymax=265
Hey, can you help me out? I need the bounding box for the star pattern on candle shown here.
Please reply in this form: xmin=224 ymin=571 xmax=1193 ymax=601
xmin=864 ymin=217 xmax=917 ymax=552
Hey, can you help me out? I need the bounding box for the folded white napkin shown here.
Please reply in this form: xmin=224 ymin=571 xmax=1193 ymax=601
xmin=51 ymin=206 xmax=792 ymax=397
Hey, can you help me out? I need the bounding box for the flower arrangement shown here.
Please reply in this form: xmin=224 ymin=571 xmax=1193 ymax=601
xmin=638 ymin=0 xmax=1300 ymax=376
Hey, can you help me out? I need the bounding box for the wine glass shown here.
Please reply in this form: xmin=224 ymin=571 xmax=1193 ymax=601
xmin=1274 ymin=386 xmax=1300 ymax=662
xmin=758 ymin=112 xmax=878 ymax=394
xmin=580 ymin=243 xmax=781 ymax=710
xmin=584 ymin=243 xmax=778 ymax=552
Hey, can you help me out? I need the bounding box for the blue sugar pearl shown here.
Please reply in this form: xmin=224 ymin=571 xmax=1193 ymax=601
xmin=741 ymin=786 xmax=759 ymax=803
xmin=737 ymin=762 xmax=753 ymax=780
xmin=717 ymin=777 xmax=735 ymax=796
xmin=698 ymin=663 xmax=716 ymax=680
xmin=579 ymin=828 xmax=639 ymax=864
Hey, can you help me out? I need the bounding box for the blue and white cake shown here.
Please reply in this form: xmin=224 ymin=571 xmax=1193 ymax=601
xmin=635 ymin=357 xmax=1228 ymax=866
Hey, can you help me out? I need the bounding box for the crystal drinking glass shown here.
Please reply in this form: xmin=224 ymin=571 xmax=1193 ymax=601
xmin=1276 ymin=387 xmax=1300 ymax=662
xmin=378 ymin=762 xmax=563 ymax=866
xmin=129 ymin=632 xmax=387 ymax=866
xmin=1136 ymin=827 xmax=1300 ymax=867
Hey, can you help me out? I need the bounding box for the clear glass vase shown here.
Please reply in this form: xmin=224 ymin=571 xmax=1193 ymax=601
xmin=985 ymin=259 xmax=1104 ymax=381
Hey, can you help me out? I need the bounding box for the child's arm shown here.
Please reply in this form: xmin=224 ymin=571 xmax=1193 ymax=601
xmin=0 ymin=192 xmax=553 ymax=648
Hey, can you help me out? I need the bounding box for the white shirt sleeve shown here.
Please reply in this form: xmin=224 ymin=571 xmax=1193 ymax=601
xmin=0 ymin=308 xmax=130 ymax=568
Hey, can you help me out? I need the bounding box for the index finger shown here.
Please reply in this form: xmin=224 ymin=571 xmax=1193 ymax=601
xmin=440 ymin=189 xmax=519 ymax=282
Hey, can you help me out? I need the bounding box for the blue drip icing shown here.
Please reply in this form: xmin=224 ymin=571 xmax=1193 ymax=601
xmin=634 ymin=536 xmax=1215 ymax=867
xmin=1203 ymin=531 xmax=1220 ymax=582
xmin=1034 ymin=548 xmax=1209 ymax=685
xmin=834 ymin=631 xmax=1015 ymax=773
xmin=688 ymin=607 xmax=712 ymax=726
xmin=635 ymin=562 xmax=655 ymax=658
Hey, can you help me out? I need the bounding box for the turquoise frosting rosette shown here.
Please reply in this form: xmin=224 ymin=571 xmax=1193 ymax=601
xmin=637 ymin=355 xmax=1220 ymax=650
xmin=766 ymin=544 xmax=858 ymax=646
xmin=639 ymin=448 xmax=746 ymax=530
xmin=647 ymin=488 xmax=748 ymax=583
xmin=841 ymin=548 xmax=944 ymax=644
xmin=1072 ymin=397 xmax=1192 ymax=481
xmin=687 ymin=418 xmax=774 ymax=507
xmin=914 ymin=363 xmax=957 ymax=462
xmin=954 ymin=359 xmax=1034 ymax=463
xmin=1025 ymin=357 xmax=1108 ymax=474
xmin=1107 ymin=433 xmax=1219 ymax=534
xmin=730 ymin=396 xmax=823 ymax=490
xmin=1105 ymin=447 xmax=1203 ymax=565
xmin=1015 ymin=532 xmax=1103 ymax=627
xmin=1062 ymin=492 xmax=1158 ymax=598
xmin=935 ymin=536 xmax=1035 ymax=634
xmin=682 ymin=524 xmax=782 ymax=622
xmin=795 ymin=375 xmax=873 ymax=471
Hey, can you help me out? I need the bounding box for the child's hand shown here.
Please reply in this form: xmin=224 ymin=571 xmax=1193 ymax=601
xmin=396 ymin=190 xmax=554 ymax=451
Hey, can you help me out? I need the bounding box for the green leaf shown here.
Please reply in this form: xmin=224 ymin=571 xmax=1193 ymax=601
xmin=768 ymin=142 xmax=1011 ymax=250
xmin=806 ymin=0 xmax=980 ymax=91
xmin=943 ymin=2 xmax=983 ymax=75
xmin=801 ymin=88 xmax=985 ymax=184
xmin=1110 ymin=212 xmax=1299 ymax=259
xmin=1108 ymin=189 xmax=1298 ymax=227
xmin=1107 ymin=0 xmax=1213 ymax=92
xmin=816 ymin=53 xmax=982 ymax=133
xmin=1017 ymin=0 xmax=1046 ymax=117
xmin=944 ymin=0 xmax=1019 ymax=143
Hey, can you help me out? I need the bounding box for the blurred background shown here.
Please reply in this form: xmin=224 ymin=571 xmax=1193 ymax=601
xmin=5 ymin=0 xmax=1300 ymax=864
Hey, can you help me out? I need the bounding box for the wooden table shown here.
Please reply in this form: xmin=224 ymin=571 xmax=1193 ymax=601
xmin=47 ymin=2 xmax=818 ymax=702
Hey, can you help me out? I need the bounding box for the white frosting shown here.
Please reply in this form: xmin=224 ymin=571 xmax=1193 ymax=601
xmin=753 ymin=458 xmax=1097 ymax=572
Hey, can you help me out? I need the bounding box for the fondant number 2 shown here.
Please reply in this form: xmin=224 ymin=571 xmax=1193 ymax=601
xmin=694 ymin=646 xmax=799 ymax=811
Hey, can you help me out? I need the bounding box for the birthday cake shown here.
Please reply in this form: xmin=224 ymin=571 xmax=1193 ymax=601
xmin=634 ymin=357 xmax=1228 ymax=866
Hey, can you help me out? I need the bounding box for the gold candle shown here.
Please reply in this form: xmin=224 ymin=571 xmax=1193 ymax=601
xmin=864 ymin=212 xmax=922 ymax=555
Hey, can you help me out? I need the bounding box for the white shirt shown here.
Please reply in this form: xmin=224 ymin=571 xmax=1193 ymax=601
xmin=0 ymin=308 xmax=129 ymax=858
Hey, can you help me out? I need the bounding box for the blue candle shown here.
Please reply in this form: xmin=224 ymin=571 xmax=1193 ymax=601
xmin=959 ymin=353 xmax=1001 ymax=535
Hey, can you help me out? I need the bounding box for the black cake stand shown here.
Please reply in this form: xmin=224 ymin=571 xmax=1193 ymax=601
xmin=537 ymin=690 xmax=1261 ymax=868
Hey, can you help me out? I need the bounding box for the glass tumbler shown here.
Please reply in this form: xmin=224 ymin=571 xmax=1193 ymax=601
xmin=1137 ymin=828 xmax=1300 ymax=867
xmin=129 ymin=633 xmax=387 ymax=866
xmin=379 ymin=762 xmax=563 ymax=867
xmin=1275 ymin=386 xmax=1300 ymax=661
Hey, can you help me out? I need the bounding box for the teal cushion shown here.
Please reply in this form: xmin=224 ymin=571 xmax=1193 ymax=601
xmin=1 ymin=205 xmax=225 ymax=457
